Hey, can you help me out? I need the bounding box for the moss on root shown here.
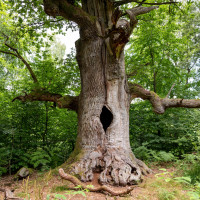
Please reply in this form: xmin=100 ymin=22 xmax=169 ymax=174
xmin=56 ymin=146 xmax=85 ymax=175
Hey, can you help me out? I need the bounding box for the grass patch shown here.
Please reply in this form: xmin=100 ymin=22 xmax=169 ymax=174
xmin=136 ymin=168 xmax=190 ymax=200
xmin=158 ymin=189 xmax=176 ymax=200
xmin=7 ymin=163 xmax=195 ymax=200
xmin=16 ymin=192 xmax=27 ymax=198
xmin=51 ymin=185 xmax=70 ymax=193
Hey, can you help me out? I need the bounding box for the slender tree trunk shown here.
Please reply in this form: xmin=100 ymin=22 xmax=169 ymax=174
xmin=43 ymin=102 xmax=49 ymax=147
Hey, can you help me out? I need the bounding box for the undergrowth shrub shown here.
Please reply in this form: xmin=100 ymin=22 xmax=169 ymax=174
xmin=182 ymin=154 xmax=199 ymax=164
xmin=174 ymin=153 xmax=200 ymax=200
xmin=0 ymin=146 xmax=9 ymax=175
xmin=31 ymin=148 xmax=52 ymax=171
xmin=0 ymin=166 xmax=7 ymax=176
xmin=157 ymin=151 xmax=175 ymax=162
xmin=133 ymin=146 xmax=175 ymax=162
xmin=158 ymin=189 xmax=176 ymax=200
xmin=130 ymin=102 xmax=199 ymax=158
xmin=133 ymin=146 xmax=150 ymax=160
xmin=11 ymin=150 xmax=31 ymax=171
xmin=184 ymin=161 xmax=200 ymax=184
xmin=176 ymin=152 xmax=200 ymax=184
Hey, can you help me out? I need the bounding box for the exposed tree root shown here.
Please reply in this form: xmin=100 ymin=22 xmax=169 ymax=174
xmin=0 ymin=188 xmax=23 ymax=200
xmin=136 ymin=158 xmax=152 ymax=175
xmin=99 ymin=148 xmax=142 ymax=185
xmin=59 ymin=168 xmax=136 ymax=196
xmin=71 ymin=147 xmax=151 ymax=186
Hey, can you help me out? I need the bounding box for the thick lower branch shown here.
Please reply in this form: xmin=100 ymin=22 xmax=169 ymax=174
xmin=129 ymin=83 xmax=200 ymax=114
xmin=43 ymin=0 xmax=96 ymax=31
xmin=12 ymin=90 xmax=78 ymax=111
xmin=59 ymin=168 xmax=136 ymax=196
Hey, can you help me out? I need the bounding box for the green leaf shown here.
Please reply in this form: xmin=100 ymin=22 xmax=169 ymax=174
xmin=54 ymin=194 xmax=67 ymax=200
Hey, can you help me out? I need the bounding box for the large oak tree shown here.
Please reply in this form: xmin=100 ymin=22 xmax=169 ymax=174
xmin=1 ymin=0 xmax=200 ymax=189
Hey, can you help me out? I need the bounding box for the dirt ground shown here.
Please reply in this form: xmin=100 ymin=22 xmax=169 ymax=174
xmin=0 ymin=166 xmax=189 ymax=200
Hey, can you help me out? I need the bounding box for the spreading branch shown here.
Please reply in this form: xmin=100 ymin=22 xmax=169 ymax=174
xmin=114 ymin=0 xmax=178 ymax=7
xmin=0 ymin=33 xmax=79 ymax=111
xmin=125 ymin=6 xmax=159 ymax=31
xmin=0 ymin=50 xmax=18 ymax=57
xmin=58 ymin=168 xmax=136 ymax=196
xmin=0 ymin=33 xmax=38 ymax=83
xmin=12 ymin=90 xmax=79 ymax=111
xmin=43 ymin=0 xmax=96 ymax=31
xmin=129 ymin=83 xmax=200 ymax=114
xmin=126 ymin=6 xmax=159 ymax=17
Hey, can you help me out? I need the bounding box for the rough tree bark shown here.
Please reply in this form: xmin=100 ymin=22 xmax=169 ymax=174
xmin=43 ymin=0 xmax=157 ymax=186
xmin=42 ymin=0 xmax=200 ymax=187
xmin=3 ymin=0 xmax=200 ymax=190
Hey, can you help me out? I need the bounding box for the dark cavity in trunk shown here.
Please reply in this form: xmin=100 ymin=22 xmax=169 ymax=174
xmin=100 ymin=106 xmax=113 ymax=132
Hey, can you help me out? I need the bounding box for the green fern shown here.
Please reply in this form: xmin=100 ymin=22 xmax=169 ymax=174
xmin=31 ymin=148 xmax=51 ymax=171
xmin=157 ymin=151 xmax=175 ymax=162
xmin=0 ymin=147 xmax=10 ymax=176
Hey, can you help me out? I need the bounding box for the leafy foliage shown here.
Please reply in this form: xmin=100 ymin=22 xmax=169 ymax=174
xmin=30 ymin=148 xmax=52 ymax=171
xmin=0 ymin=0 xmax=200 ymax=181
xmin=130 ymin=101 xmax=200 ymax=159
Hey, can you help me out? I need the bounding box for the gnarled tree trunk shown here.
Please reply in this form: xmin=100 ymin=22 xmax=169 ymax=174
xmin=63 ymin=1 xmax=151 ymax=186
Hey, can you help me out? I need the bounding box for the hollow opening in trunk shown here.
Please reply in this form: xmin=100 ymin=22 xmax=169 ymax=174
xmin=100 ymin=106 xmax=113 ymax=132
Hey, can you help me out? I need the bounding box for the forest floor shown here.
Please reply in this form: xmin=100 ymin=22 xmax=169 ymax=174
xmin=0 ymin=164 xmax=192 ymax=200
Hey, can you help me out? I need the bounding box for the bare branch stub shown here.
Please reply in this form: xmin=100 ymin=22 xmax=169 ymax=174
xmin=126 ymin=6 xmax=159 ymax=17
xmin=166 ymin=83 xmax=176 ymax=98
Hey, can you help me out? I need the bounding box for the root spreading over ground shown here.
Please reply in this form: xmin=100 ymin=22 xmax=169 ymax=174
xmin=0 ymin=188 xmax=23 ymax=200
xmin=59 ymin=168 xmax=137 ymax=196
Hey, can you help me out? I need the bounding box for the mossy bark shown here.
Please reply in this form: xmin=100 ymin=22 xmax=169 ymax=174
xmin=61 ymin=33 xmax=151 ymax=185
